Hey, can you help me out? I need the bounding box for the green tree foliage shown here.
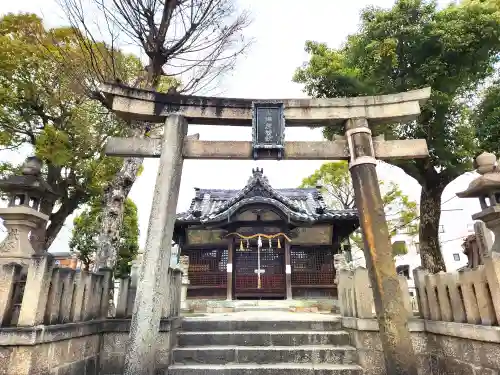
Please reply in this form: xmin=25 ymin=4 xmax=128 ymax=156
xmin=473 ymin=82 xmax=500 ymax=154
xmin=293 ymin=0 xmax=500 ymax=272
xmin=0 ymin=13 xmax=142 ymax=250
xmin=392 ymin=241 xmax=409 ymax=258
xmin=300 ymin=162 xmax=418 ymax=256
xmin=70 ymin=198 xmax=139 ymax=277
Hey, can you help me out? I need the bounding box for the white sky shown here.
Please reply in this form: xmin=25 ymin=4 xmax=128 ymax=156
xmin=0 ymin=0 xmax=481 ymax=265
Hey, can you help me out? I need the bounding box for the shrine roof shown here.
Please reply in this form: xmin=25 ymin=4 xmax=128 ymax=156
xmin=176 ymin=168 xmax=358 ymax=225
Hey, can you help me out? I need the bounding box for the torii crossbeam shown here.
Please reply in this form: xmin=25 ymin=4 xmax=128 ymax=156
xmin=100 ymin=82 xmax=431 ymax=375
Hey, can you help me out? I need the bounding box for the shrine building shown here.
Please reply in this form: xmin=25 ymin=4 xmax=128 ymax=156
xmin=173 ymin=168 xmax=359 ymax=300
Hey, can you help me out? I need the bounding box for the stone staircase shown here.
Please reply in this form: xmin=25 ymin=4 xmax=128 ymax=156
xmin=168 ymin=312 xmax=363 ymax=375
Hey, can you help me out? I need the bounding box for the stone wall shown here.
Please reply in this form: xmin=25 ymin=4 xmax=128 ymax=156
xmin=0 ymin=318 xmax=182 ymax=375
xmin=343 ymin=317 xmax=500 ymax=375
xmin=0 ymin=321 xmax=102 ymax=375
xmin=100 ymin=319 xmax=181 ymax=375
xmin=338 ymin=256 xmax=500 ymax=375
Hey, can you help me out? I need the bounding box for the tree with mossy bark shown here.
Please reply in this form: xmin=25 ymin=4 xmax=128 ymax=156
xmin=293 ymin=0 xmax=500 ymax=272
xmin=70 ymin=198 xmax=139 ymax=277
xmin=300 ymin=161 xmax=418 ymax=258
xmin=59 ymin=0 xmax=252 ymax=271
xmin=0 ymin=13 xmax=141 ymax=251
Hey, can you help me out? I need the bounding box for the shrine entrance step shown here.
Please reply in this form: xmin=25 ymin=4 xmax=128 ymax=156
xmin=184 ymin=298 xmax=339 ymax=314
xmin=168 ymin=312 xmax=363 ymax=375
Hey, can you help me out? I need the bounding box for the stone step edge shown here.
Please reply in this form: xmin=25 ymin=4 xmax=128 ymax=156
xmin=174 ymin=345 xmax=357 ymax=351
xmin=181 ymin=321 xmax=342 ymax=324
xmin=181 ymin=317 xmax=342 ymax=322
xmin=177 ymin=331 xmax=348 ymax=335
xmin=168 ymin=363 xmax=363 ymax=370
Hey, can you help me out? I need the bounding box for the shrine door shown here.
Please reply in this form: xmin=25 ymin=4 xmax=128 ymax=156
xmin=234 ymin=240 xmax=285 ymax=299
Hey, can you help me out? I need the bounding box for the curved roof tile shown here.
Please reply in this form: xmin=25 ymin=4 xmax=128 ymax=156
xmin=176 ymin=168 xmax=358 ymax=224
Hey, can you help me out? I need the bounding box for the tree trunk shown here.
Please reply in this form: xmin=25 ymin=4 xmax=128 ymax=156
xmin=94 ymin=146 xmax=143 ymax=271
xmin=419 ymin=185 xmax=447 ymax=273
xmin=93 ymin=59 xmax=164 ymax=317
xmin=93 ymin=147 xmax=143 ymax=318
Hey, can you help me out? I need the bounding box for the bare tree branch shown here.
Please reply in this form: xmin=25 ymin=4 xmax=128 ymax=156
xmin=58 ymin=0 xmax=253 ymax=93
xmin=54 ymin=0 xmax=251 ymax=313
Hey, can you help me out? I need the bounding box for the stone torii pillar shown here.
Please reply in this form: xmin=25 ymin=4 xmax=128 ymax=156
xmin=123 ymin=114 xmax=187 ymax=375
xmin=344 ymin=118 xmax=418 ymax=375
xmin=99 ymin=83 xmax=431 ymax=375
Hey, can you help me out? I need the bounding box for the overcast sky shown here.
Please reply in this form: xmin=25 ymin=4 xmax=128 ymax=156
xmin=0 ymin=0 xmax=480 ymax=264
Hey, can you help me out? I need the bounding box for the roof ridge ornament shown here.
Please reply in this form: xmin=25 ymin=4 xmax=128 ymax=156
xmin=249 ymin=167 xmax=267 ymax=183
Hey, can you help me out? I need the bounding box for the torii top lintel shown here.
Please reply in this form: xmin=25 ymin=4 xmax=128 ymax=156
xmin=99 ymin=83 xmax=431 ymax=126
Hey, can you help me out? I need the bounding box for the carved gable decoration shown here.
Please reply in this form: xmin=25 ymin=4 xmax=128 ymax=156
xmin=245 ymin=182 xmax=274 ymax=199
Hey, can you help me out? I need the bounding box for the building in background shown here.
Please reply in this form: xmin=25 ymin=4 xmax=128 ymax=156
xmin=50 ymin=251 xmax=81 ymax=269
xmin=173 ymin=168 xmax=359 ymax=301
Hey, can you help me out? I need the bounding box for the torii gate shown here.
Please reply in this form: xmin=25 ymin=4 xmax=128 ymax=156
xmin=100 ymin=83 xmax=431 ymax=375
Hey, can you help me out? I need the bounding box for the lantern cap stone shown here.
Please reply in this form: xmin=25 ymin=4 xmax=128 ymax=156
xmin=0 ymin=156 xmax=58 ymax=198
xmin=457 ymin=152 xmax=500 ymax=198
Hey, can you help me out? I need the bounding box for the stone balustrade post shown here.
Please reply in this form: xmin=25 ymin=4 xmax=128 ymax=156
xmin=59 ymin=268 xmax=76 ymax=323
xmin=126 ymin=258 xmax=141 ymax=316
xmin=353 ymin=268 xmax=375 ymax=318
xmin=0 ymin=262 xmax=22 ymax=326
xmin=179 ymin=255 xmax=190 ymax=311
xmin=44 ymin=267 xmax=65 ymax=324
xmin=71 ymin=271 xmax=88 ymax=322
xmin=116 ymin=276 xmax=131 ymax=318
xmin=174 ymin=269 xmax=182 ymax=316
xmin=398 ymin=276 xmax=414 ymax=318
xmin=17 ymin=254 xmax=54 ymax=326
xmin=413 ymin=268 xmax=430 ymax=319
xmin=98 ymin=268 xmax=113 ymax=319
xmin=483 ymin=254 xmax=500 ymax=324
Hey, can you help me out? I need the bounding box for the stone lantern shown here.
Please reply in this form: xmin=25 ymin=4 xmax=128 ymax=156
xmin=457 ymin=152 xmax=500 ymax=254
xmin=0 ymin=156 xmax=58 ymax=261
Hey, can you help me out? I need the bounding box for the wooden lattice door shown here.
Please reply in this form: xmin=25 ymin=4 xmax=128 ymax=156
xmin=234 ymin=243 xmax=285 ymax=298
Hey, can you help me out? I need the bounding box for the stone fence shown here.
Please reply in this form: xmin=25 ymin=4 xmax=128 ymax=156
xmin=338 ymin=255 xmax=500 ymax=375
xmin=413 ymin=256 xmax=500 ymax=326
xmin=0 ymin=255 xmax=112 ymax=328
xmin=115 ymin=267 xmax=182 ymax=319
xmin=0 ymin=255 xmax=184 ymax=375
xmin=338 ymin=255 xmax=500 ymax=325
xmin=338 ymin=266 xmax=415 ymax=319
